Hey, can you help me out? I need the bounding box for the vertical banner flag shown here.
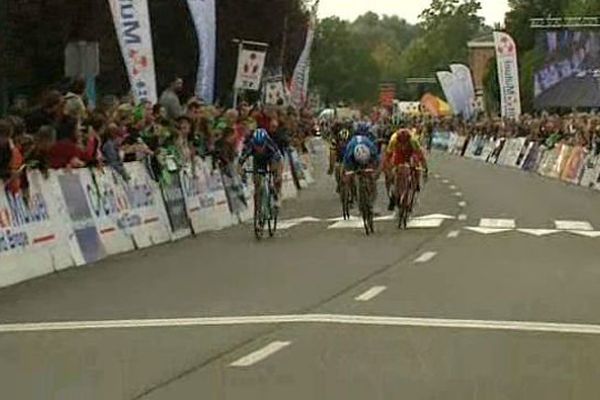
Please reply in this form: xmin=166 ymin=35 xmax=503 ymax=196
xmin=290 ymin=4 xmax=318 ymax=109
xmin=234 ymin=48 xmax=267 ymax=91
xmin=494 ymin=31 xmax=522 ymax=119
xmin=264 ymin=75 xmax=288 ymax=106
xmin=186 ymin=0 xmax=216 ymax=103
xmin=108 ymin=0 xmax=157 ymax=104
xmin=436 ymin=71 xmax=459 ymax=115
xmin=450 ymin=64 xmax=476 ymax=118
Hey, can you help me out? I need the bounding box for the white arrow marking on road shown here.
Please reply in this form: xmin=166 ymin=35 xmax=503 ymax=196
xmin=458 ymin=214 xmax=468 ymax=221
xmin=355 ymin=286 xmax=387 ymax=302
xmin=568 ymin=230 xmax=600 ymax=238
xmin=458 ymin=201 xmax=467 ymax=208
xmin=447 ymin=230 xmax=460 ymax=238
xmin=517 ymin=229 xmax=559 ymax=237
xmin=555 ymin=220 xmax=594 ymax=231
xmin=230 ymin=341 xmax=291 ymax=367
xmin=465 ymin=227 xmax=512 ymax=235
xmin=406 ymin=218 xmax=444 ymax=229
xmin=480 ymin=219 xmax=516 ymax=229
xmin=414 ymin=251 xmax=438 ymax=263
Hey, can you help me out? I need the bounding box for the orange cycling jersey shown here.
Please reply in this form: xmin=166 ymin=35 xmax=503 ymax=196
xmin=385 ymin=132 xmax=425 ymax=168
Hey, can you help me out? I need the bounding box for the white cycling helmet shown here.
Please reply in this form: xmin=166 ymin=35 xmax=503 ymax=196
xmin=353 ymin=143 xmax=371 ymax=165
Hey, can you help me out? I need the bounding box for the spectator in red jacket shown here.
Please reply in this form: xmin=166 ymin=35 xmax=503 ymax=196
xmin=48 ymin=116 xmax=96 ymax=169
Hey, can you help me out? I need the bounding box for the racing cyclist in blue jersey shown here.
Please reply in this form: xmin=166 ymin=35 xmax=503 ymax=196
xmin=239 ymin=128 xmax=284 ymax=207
xmin=342 ymin=130 xmax=381 ymax=206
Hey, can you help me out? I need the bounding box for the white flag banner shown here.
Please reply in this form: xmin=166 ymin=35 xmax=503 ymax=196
xmin=234 ymin=49 xmax=267 ymax=91
xmin=494 ymin=31 xmax=522 ymax=119
xmin=436 ymin=71 xmax=460 ymax=115
xmin=107 ymin=0 xmax=157 ymax=104
xmin=290 ymin=8 xmax=317 ymax=109
xmin=450 ymin=64 xmax=476 ymax=118
xmin=186 ymin=0 xmax=216 ymax=103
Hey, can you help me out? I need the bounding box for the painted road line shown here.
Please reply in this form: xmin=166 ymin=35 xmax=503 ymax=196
xmin=355 ymin=286 xmax=387 ymax=302
xmin=414 ymin=251 xmax=437 ymax=263
xmin=434 ymin=174 xmax=441 ymax=179
xmin=454 ymin=192 xmax=463 ymax=197
xmin=480 ymin=218 xmax=516 ymax=229
xmin=447 ymin=230 xmax=460 ymax=239
xmin=517 ymin=229 xmax=559 ymax=237
xmin=458 ymin=214 xmax=468 ymax=221
xmin=442 ymin=179 xmax=450 ymax=184
xmin=458 ymin=201 xmax=467 ymax=208
xmin=569 ymin=231 xmax=600 ymax=238
xmin=328 ymin=219 xmax=365 ymax=229
xmin=7 ymin=314 xmax=600 ymax=336
xmin=449 ymin=185 xmax=457 ymax=190
xmin=465 ymin=227 xmax=512 ymax=235
xmin=230 ymin=341 xmax=292 ymax=367
xmin=406 ymin=218 xmax=444 ymax=229
xmin=413 ymin=214 xmax=456 ymax=220
xmin=555 ymin=220 xmax=594 ymax=231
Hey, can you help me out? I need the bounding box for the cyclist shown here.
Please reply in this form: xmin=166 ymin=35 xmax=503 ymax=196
xmin=238 ymin=128 xmax=284 ymax=207
xmin=342 ymin=130 xmax=381 ymax=205
xmin=328 ymin=127 xmax=352 ymax=193
xmin=385 ymin=128 xmax=429 ymax=211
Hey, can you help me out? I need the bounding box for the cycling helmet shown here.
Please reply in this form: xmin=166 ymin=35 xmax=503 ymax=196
xmin=396 ymin=129 xmax=412 ymax=144
xmin=355 ymin=123 xmax=371 ymax=137
xmin=339 ymin=129 xmax=351 ymax=142
xmin=252 ymin=128 xmax=269 ymax=146
xmin=353 ymin=143 xmax=372 ymax=165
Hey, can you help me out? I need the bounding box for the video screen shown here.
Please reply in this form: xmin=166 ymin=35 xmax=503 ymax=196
xmin=534 ymin=30 xmax=600 ymax=109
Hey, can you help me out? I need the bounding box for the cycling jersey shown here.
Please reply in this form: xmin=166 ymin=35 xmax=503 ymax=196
xmin=239 ymin=134 xmax=282 ymax=170
xmin=386 ymin=131 xmax=426 ymax=167
xmin=343 ymin=135 xmax=380 ymax=171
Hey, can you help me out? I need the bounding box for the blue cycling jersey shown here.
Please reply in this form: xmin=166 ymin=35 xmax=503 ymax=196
xmin=343 ymin=135 xmax=380 ymax=171
xmin=239 ymin=134 xmax=282 ymax=168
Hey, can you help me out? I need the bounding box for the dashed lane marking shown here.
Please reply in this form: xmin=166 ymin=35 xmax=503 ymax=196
xmin=230 ymin=341 xmax=292 ymax=367
xmin=555 ymin=220 xmax=594 ymax=231
xmin=414 ymin=251 xmax=438 ymax=263
xmin=480 ymin=218 xmax=516 ymax=229
xmin=355 ymin=286 xmax=387 ymax=302
xmin=458 ymin=214 xmax=468 ymax=221
xmin=458 ymin=201 xmax=467 ymax=208
xmin=447 ymin=230 xmax=460 ymax=238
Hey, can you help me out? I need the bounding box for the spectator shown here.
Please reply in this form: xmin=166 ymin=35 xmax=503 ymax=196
xmin=25 ymin=90 xmax=64 ymax=133
xmin=26 ymin=125 xmax=56 ymax=176
xmin=64 ymin=78 xmax=87 ymax=121
xmin=0 ymin=119 xmax=24 ymax=193
xmin=48 ymin=116 xmax=95 ymax=169
xmin=102 ymin=123 xmax=129 ymax=181
xmin=159 ymin=77 xmax=184 ymax=119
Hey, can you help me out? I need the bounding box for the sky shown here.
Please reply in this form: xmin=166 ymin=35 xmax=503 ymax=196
xmin=317 ymin=0 xmax=511 ymax=26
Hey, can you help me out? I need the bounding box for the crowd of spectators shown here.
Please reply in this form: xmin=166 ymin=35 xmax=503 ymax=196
xmin=0 ymin=77 xmax=316 ymax=194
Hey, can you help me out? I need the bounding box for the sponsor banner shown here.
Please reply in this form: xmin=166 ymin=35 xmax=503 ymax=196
xmin=494 ymin=31 xmax=522 ymax=119
xmin=221 ymin=164 xmax=249 ymax=220
xmin=436 ymin=71 xmax=460 ymax=115
xmin=264 ymin=76 xmax=288 ymax=106
xmin=186 ymin=0 xmax=216 ymax=103
xmin=290 ymin=5 xmax=317 ymax=108
xmin=108 ymin=0 xmax=157 ymax=103
xmin=56 ymin=170 xmax=108 ymax=265
xmin=160 ymin=172 xmax=192 ymax=239
xmin=450 ymin=64 xmax=476 ymax=119
xmin=282 ymin=155 xmax=298 ymax=200
xmin=522 ymin=143 xmax=541 ymax=171
xmin=479 ymin=139 xmax=496 ymax=162
xmin=516 ymin=141 xmax=534 ymax=168
xmin=204 ymin=161 xmax=235 ymax=229
xmin=0 ymin=171 xmax=75 ymax=287
xmin=580 ymin=155 xmax=600 ymax=189
xmin=561 ymin=146 xmax=587 ymax=184
xmin=538 ymin=146 xmax=560 ymax=177
xmin=550 ymin=144 xmax=572 ymax=179
xmin=432 ymin=130 xmax=451 ymax=151
xmin=234 ymin=49 xmax=267 ymax=91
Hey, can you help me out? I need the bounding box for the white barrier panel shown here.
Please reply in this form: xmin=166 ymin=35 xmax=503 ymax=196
xmin=0 ymin=171 xmax=75 ymax=288
xmin=302 ymin=153 xmax=315 ymax=185
xmin=550 ymin=144 xmax=572 ymax=180
xmin=580 ymin=155 xmax=600 ymax=189
xmin=204 ymin=163 xmax=235 ymax=230
xmin=124 ymin=163 xmax=173 ymax=247
xmin=282 ymin=156 xmax=298 ymax=200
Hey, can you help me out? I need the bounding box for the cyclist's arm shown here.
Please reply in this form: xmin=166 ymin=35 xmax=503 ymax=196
xmin=238 ymin=144 xmax=252 ymax=166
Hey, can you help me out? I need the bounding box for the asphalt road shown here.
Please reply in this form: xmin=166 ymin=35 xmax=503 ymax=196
xmin=3 ymin=142 xmax=600 ymax=399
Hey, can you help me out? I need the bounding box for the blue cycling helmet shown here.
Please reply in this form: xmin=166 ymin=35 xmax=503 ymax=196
xmin=252 ymin=128 xmax=269 ymax=146
xmin=355 ymin=123 xmax=371 ymax=137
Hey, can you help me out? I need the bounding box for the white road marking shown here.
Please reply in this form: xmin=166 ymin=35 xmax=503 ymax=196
xmin=449 ymin=185 xmax=457 ymax=190
xmin=442 ymin=179 xmax=450 ymax=184
xmin=454 ymin=192 xmax=463 ymax=197
xmin=5 ymin=314 xmax=600 ymax=336
xmin=458 ymin=214 xmax=468 ymax=221
xmin=465 ymin=227 xmax=512 ymax=235
xmin=406 ymin=218 xmax=444 ymax=229
xmin=355 ymin=286 xmax=387 ymax=302
xmin=569 ymin=231 xmax=600 ymax=238
xmin=328 ymin=219 xmax=364 ymax=229
xmin=458 ymin=201 xmax=467 ymax=208
xmin=447 ymin=230 xmax=460 ymax=238
xmin=230 ymin=341 xmax=291 ymax=367
xmin=374 ymin=214 xmax=395 ymax=222
xmin=480 ymin=218 xmax=516 ymax=229
xmin=517 ymin=229 xmax=559 ymax=237
xmin=555 ymin=220 xmax=594 ymax=231
xmin=434 ymin=174 xmax=441 ymax=179
xmin=277 ymin=221 xmax=303 ymax=230
xmin=327 ymin=216 xmax=359 ymax=222
xmin=414 ymin=251 xmax=437 ymax=263
xmin=414 ymin=214 xmax=456 ymax=220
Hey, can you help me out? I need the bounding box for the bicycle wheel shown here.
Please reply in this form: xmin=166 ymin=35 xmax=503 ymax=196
xmin=359 ymin=176 xmax=372 ymax=236
xmin=254 ymin=177 xmax=266 ymax=240
xmin=268 ymin=184 xmax=278 ymax=237
xmin=341 ymin=180 xmax=351 ymax=220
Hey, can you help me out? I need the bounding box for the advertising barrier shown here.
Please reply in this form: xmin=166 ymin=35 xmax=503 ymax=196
xmin=0 ymin=153 xmax=316 ymax=288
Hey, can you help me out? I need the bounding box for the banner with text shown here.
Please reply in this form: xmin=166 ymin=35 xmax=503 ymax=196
xmin=494 ymin=31 xmax=522 ymax=120
xmin=186 ymin=0 xmax=216 ymax=103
